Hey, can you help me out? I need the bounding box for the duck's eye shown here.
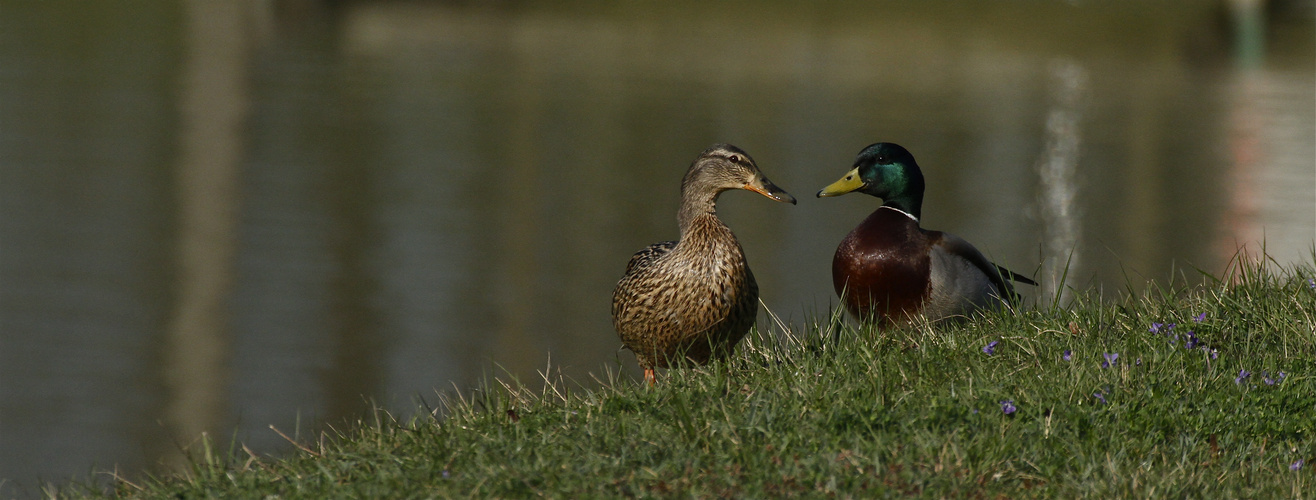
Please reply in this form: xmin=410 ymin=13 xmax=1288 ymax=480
xmin=728 ymin=154 xmax=741 ymax=163
xmin=876 ymin=155 xmax=888 ymax=163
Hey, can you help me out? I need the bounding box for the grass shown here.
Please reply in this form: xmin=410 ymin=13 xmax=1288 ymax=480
xmin=72 ymin=258 xmax=1316 ymax=498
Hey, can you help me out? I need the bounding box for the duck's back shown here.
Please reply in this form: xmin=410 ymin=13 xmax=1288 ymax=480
xmin=624 ymin=240 xmax=677 ymax=274
xmin=611 ymin=218 xmax=758 ymax=369
xmin=923 ymin=232 xmax=1011 ymax=318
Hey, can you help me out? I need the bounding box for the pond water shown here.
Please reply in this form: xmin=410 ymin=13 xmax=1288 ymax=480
xmin=0 ymin=0 xmax=1312 ymax=496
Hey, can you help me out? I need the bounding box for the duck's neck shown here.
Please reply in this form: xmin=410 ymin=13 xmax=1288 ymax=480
xmin=882 ymin=195 xmax=922 ymax=221
xmin=678 ymin=188 xmax=723 ymax=236
xmin=880 ymin=204 xmax=920 ymax=223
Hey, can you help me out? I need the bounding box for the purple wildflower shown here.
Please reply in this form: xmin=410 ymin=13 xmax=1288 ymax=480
xmin=1308 ymin=278 xmax=1315 ymax=289
xmin=1102 ymin=352 xmax=1119 ymax=369
xmin=1063 ymin=350 xmax=1072 ymax=361
xmin=442 ymin=470 xmax=451 ymax=479
xmin=1094 ymin=392 xmax=1107 ymax=404
xmin=1193 ymin=312 xmax=1207 ymax=322
xmin=1183 ymin=331 xmax=1199 ymax=350
xmin=1236 ymin=369 xmax=1251 ymax=384
xmin=1208 ymin=348 xmax=1219 ymax=359
xmin=1292 ymin=459 xmax=1304 ymax=471
xmin=983 ymin=340 xmax=999 ymax=355
xmin=1136 ymin=358 xmax=1142 ymax=366
xmin=1265 ymin=372 xmax=1287 ymax=385
xmin=1000 ymin=400 xmax=1017 ymax=415
xmin=1151 ymin=322 xmax=1177 ymax=339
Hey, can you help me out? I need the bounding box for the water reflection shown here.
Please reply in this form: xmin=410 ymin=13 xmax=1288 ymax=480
xmin=1035 ymin=59 xmax=1087 ymax=303
xmin=0 ymin=1 xmax=1311 ymax=497
xmin=162 ymin=0 xmax=251 ymax=464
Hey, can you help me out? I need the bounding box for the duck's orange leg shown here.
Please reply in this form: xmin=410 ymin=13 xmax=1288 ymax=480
xmin=643 ymin=368 xmax=656 ymax=386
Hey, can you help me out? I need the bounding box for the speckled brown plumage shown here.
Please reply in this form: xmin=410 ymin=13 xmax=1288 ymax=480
xmin=612 ymin=217 xmax=758 ymax=369
xmin=612 ymin=144 xmax=795 ymax=384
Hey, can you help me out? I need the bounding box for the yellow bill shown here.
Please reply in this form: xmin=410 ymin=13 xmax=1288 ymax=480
xmin=816 ymin=167 xmax=865 ymax=198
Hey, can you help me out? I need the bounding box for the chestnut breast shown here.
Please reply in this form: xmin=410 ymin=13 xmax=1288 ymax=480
xmin=831 ymin=207 xmax=934 ymax=324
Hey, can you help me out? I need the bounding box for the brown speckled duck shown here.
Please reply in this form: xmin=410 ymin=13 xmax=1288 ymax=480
xmin=612 ymin=144 xmax=796 ymax=385
xmin=817 ymin=143 xmax=1036 ymax=326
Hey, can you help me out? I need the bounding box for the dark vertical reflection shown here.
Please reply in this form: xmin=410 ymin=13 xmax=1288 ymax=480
xmin=338 ymin=16 xmax=486 ymax=408
xmin=321 ymin=37 xmax=386 ymax=421
xmin=230 ymin=5 xmax=346 ymax=452
xmin=481 ymin=30 xmax=549 ymax=381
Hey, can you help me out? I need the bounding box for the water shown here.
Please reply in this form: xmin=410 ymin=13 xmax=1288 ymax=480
xmin=0 ymin=1 xmax=1312 ymax=495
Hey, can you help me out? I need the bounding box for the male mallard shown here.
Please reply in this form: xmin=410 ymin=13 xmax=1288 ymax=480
xmin=817 ymin=142 xmax=1035 ymax=325
xmin=612 ymin=144 xmax=796 ymax=384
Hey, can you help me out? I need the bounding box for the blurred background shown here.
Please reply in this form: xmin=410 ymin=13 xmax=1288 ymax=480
xmin=0 ymin=0 xmax=1312 ymax=496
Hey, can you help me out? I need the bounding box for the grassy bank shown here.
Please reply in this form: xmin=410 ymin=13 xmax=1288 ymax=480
xmin=83 ymin=260 xmax=1316 ymax=498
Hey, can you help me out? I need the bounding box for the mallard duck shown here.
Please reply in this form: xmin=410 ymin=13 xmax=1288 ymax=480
xmin=817 ymin=142 xmax=1036 ymax=325
xmin=612 ymin=144 xmax=796 ymax=385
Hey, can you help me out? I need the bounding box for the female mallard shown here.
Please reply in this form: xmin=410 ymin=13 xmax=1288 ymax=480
xmin=612 ymin=144 xmax=796 ymax=385
xmin=817 ymin=142 xmax=1035 ymax=325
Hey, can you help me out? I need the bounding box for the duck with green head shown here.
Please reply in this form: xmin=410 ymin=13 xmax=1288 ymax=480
xmin=817 ymin=142 xmax=1035 ymax=325
xmin=613 ymin=144 xmax=796 ymax=385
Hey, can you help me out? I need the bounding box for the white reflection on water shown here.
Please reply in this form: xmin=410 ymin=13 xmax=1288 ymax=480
xmin=1035 ymin=59 xmax=1087 ymax=303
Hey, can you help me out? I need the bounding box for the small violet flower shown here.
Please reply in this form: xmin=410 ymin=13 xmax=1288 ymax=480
xmin=1094 ymin=392 xmax=1107 ymax=404
xmin=1063 ymin=350 xmax=1072 ymax=361
xmin=1265 ymin=372 xmax=1287 ymax=386
xmin=982 ymin=340 xmax=999 ymax=355
xmin=1308 ymin=278 xmax=1316 ymax=290
xmin=442 ymin=470 xmax=451 ymax=479
xmin=1193 ymin=312 xmax=1207 ymax=322
xmin=1292 ymin=459 xmax=1305 ymax=471
xmin=1000 ymin=400 xmax=1017 ymax=415
xmin=1183 ymin=331 xmax=1199 ymax=350
xmin=1236 ymin=369 xmax=1251 ymax=384
xmin=1151 ymin=322 xmax=1177 ymax=339
xmin=1102 ymin=352 xmax=1119 ymax=369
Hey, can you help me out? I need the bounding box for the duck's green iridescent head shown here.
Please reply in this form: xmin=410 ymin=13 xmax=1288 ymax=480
xmin=816 ymin=142 xmax=925 ymax=219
